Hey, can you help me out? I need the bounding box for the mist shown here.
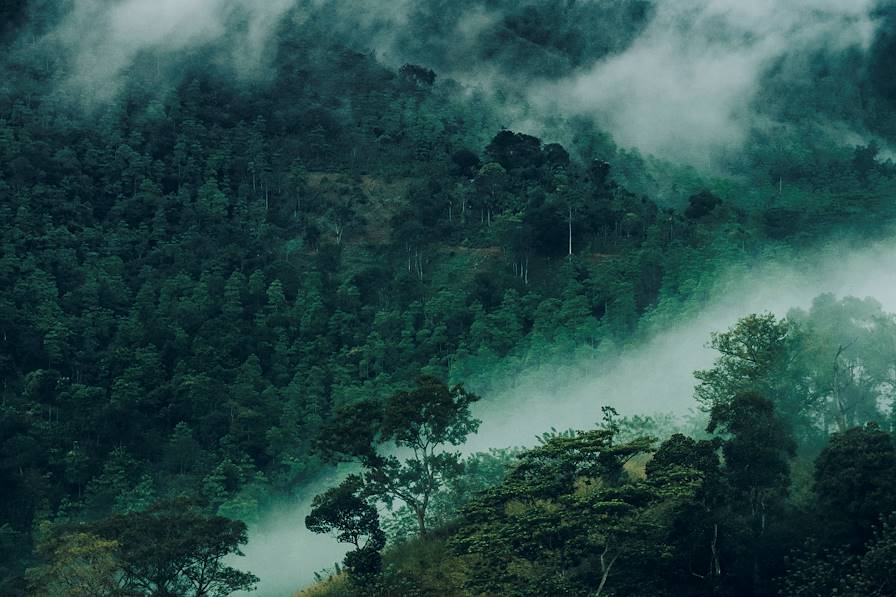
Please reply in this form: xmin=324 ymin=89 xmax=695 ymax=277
xmin=44 ymin=0 xmax=295 ymax=101
xmin=531 ymin=0 xmax=878 ymax=167
xmin=239 ymin=233 xmax=896 ymax=595
xmin=232 ymin=468 xmax=354 ymax=597
xmin=470 ymin=236 xmax=896 ymax=450
xmin=29 ymin=0 xmax=883 ymax=165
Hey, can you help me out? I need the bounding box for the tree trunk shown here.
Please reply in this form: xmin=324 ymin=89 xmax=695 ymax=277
xmin=595 ymin=546 xmax=617 ymax=597
xmin=710 ymin=523 xmax=721 ymax=577
xmin=416 ymin=509 xmax=427 ymax=536
xmin=568 ymin=206 xmax=573 ymax=256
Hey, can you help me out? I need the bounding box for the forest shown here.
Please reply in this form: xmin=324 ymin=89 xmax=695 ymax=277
xmin=3 ymin=0 xmax=896 ymax=596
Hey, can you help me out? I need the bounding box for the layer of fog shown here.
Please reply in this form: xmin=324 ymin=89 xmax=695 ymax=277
xmin=240 ymin=236 xmax=896 ymax=595
xmin=31 ymin=0 xmax=883 ymax=164
xmin=532 ymin=0 xmax=878 ymax=167
xmin=469 ymin=237 xmax=896 ymax=450
xmin=46 ymin=0 xmax=296 ymax=101
xmin=233 ymin=466 xmax=353 ymax=597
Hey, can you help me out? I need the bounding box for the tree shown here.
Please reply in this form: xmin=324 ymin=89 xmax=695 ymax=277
xmin=450 ymin=148 xmax=480 ymax=177
xmin=316 ymin=377 xmax=480 ymax=536
xmin=555 ymin=177 xmax=588 ymax=256
xmin=789 ymin=294 xmax=891 ymax=433
xmin=285 ymin=159 xmax=307 ymax=220
xmin=398 ymin=64 xmax=437 ymax=87
xmin=695 ymin=314 xmax=813 ymax=436
xmin=197 ymin=177 xmax=229 ymax=220
xmin=684 ymin=190 xmax=722 ymax=219
xmin=781 ymin=514 xmax=896 ymax=597
xmin=305 ymin=475 xmax=386 ymax=578
xmin=812 ymin=423 xmax=896 ymax=549
xmin=85 ymin=501 xmax=258 ymax=596
xmin=484 ymin=130 xmax=543 ymax=173
xmin=708 ymin=392 xmax=796 ymax=595
xmin=26 ymin=526 xmax=124 ymax=597
xmin=646 ymin=433 xmax=726 ymax=589
xmin=474 ymin=162 xmax=507 ymax=227
xmin=451 ymin=420 xmax=665 ymax=596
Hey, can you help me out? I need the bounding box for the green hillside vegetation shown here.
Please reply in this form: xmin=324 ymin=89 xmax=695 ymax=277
xmin=304 ymin=302 xmax=896 ymax=596
xmin=3 ymin=2 xmax=896 ymax=596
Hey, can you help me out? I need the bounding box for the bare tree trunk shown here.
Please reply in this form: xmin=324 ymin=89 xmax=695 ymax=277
xmin=832 ymin=343 xmax=856 ymax=432
xmin=568 ymin=206 xmax=573 ymax=255
xmin=595 ymin=546 xmax=618 ymax=597
xmin=710 ymin=523 xmax=721 ymax=577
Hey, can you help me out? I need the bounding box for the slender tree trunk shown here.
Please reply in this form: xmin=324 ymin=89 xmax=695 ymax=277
xmin=595 ymin=546 xmax=617 ymax=597
xmin=710 ymin=523 xmax=721 ymax=577
xmin=568 ymin=206 xmax=573 ymax=256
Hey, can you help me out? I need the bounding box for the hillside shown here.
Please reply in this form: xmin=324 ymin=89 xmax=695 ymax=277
xmin=4 ymin=2 xmax=896 ymax=596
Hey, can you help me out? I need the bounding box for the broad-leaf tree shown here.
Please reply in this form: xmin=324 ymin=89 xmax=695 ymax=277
xmin=305 ymin=475 xmax=386 ymax=578
xmin=316 ymin=377 xmax=481 ymax=536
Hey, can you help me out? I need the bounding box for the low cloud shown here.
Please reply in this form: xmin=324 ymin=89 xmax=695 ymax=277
xmin=30 ymin=1 xmax=884 ymax=165
xmin=46 ymin=0 xmax=295 ymax=101
xmin=533 ymin=0 xmax=879 ymax=166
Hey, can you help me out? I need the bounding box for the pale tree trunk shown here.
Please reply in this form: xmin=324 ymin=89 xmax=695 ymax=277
xmin=831 ymin=342 xmax=856 ymax=432
xmin=568 ymin=206 xmax=573 ymax=256
xmin=710 ymin=523 xmax=721 ymax=577
xmin=595 ymin=545 xmax=618 ymax=597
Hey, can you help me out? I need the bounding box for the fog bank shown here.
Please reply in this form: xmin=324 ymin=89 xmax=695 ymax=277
xmin=29 ymin=0 xmax=883 ymax=164
xmin=532 ymin=0 xmax=878 ymax=166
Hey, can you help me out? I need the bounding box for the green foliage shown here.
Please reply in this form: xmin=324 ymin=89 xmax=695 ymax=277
xmin=306 ymin=475 xmax=386 ymax=579
xmin=812 ymin=423 xmax=896 ymax=549
xmin=316 ymin=378 xmax=481 ymax=536
xmin=26 ymin=527 xmax=123 ymax=597
xmin=450 ymin=419 xmax=663 ymax=596
xmin=27 ymin=502 xmax=257 ymax=597
xmin=4 ymin=3 xmax=896 ymax=593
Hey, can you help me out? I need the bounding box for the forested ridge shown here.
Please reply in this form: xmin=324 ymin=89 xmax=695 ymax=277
xmin=4 ymin=1 xmax=896 ymax=596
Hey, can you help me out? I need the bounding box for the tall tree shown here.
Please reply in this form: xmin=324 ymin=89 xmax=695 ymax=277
xmin=695 ymin=314 xmax=814 ymax=438
xmin=316 ymin=377 xmax=480 ymax=536
xmin=707 ymin=392 xmax=796 ymax=595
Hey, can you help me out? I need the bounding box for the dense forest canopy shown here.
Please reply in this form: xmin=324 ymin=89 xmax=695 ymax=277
xmin=3 ymin=1 xmax=896 ymax=596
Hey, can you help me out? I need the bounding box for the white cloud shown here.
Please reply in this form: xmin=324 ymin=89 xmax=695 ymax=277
xmin=535 ymin=0 xmax=879 ymax=165
xmin=50 ymin=0 xmax=296 ymax=100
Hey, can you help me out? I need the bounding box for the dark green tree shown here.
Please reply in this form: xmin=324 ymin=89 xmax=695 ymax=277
xmin=812 ymin=423 xmax=896 ymax=549
xmin=317 ymin=377 xmax=480 ymax=536
xmin=305 ymin=475 xmax=386 ymax=578
xmin=708 ymin=392 xmax=796 ymax=595
xmin=85 ymin=501 xmax=257 ymax=597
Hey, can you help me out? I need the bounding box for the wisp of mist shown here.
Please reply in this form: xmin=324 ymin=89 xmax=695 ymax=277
xmin=239 ymin=236 xmax=896 ymax=595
